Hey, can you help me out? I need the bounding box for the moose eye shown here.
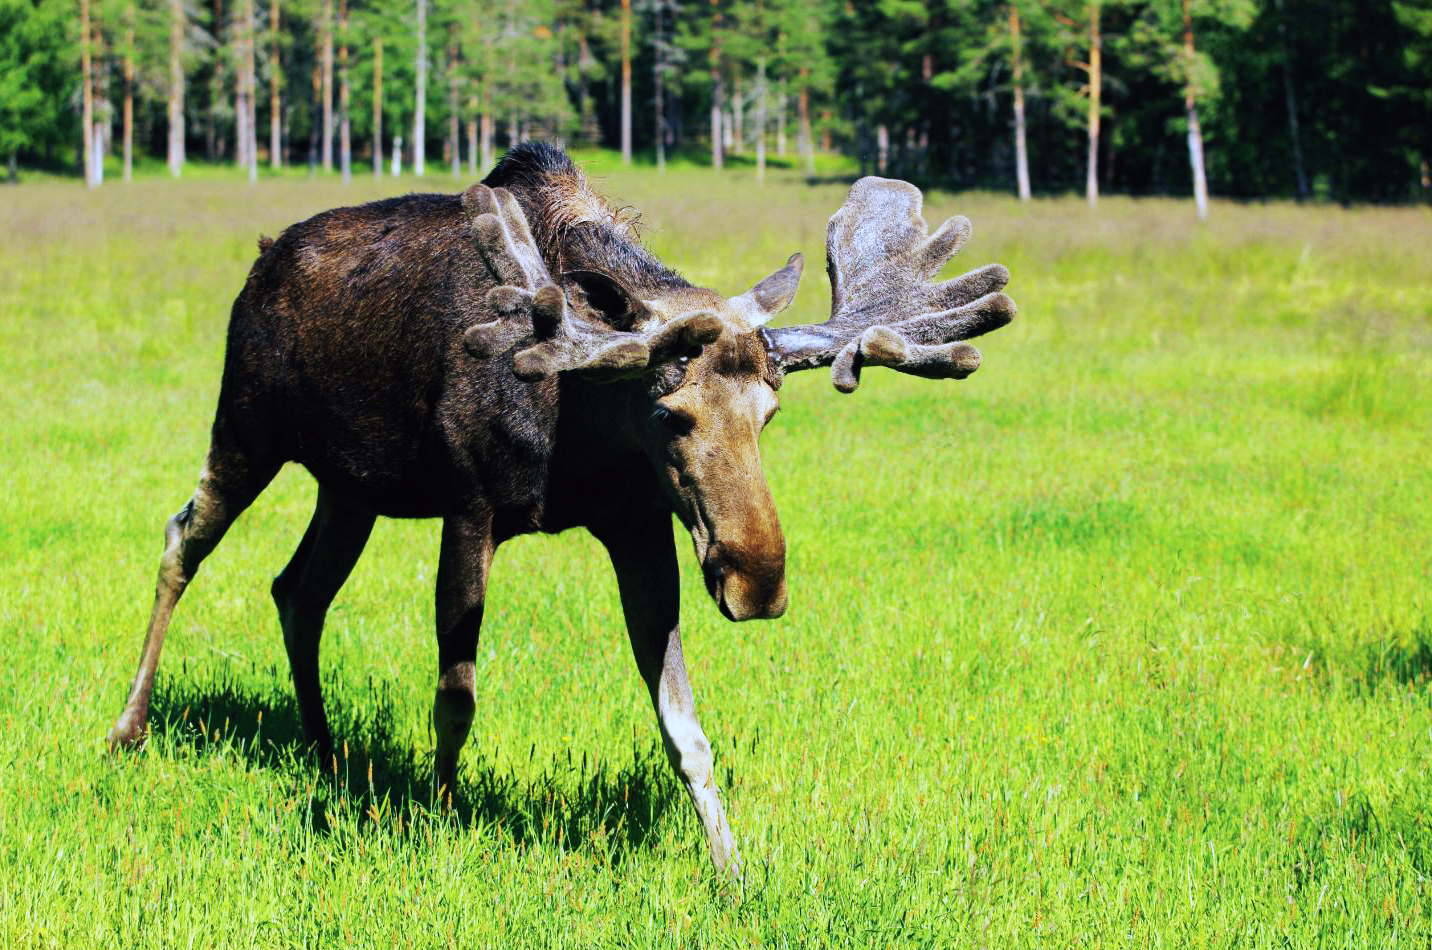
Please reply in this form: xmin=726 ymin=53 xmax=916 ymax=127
xmin=652 ymin=405 xmax=696 ymax=435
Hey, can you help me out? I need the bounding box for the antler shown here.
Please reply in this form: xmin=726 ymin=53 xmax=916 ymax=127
xmin=460 ymin=184 xmax=724 ymax=382
xmin=763 ymin=177 xmax=1016 ymax=393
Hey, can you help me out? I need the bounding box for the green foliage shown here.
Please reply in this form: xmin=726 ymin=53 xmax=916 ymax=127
xmin=0 ymin=0 xmax=73 ymax=163
xmin=3 ymin=0 xmax=1432 ymax=198
xmin=2 ymin=170 xmax=1432 ymax=944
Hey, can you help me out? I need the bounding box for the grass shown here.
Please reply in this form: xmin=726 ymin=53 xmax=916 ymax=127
xmin=1 ymin=159 xmax=1431 ymax=947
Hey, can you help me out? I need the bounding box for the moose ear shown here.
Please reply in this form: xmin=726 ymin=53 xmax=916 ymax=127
xmin=730 ymin=252 xmax=804 ymax=326
xmin=562 ymin=269 xmax=651 ymax=332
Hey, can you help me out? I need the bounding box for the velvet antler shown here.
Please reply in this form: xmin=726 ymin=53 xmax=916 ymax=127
xmin=460 ymin=184 xmax=723 ymax=382
xmin=763 ymin=177 xmax=1016 ymax=393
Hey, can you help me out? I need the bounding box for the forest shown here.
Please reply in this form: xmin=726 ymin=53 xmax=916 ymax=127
xmin=1 ymin=0 xmax=1431 ymax=203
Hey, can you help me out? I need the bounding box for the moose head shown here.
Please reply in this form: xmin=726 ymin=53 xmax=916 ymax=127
xmin=465 ymin=145 xmax=1016 ymax=623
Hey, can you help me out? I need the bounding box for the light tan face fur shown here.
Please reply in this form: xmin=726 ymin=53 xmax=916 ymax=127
xmin=638 ymin=290 xmax=787 ymax=622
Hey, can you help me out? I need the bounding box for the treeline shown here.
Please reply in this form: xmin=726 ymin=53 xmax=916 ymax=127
xmin=1 ymin=0 xmax=1430 ymax=204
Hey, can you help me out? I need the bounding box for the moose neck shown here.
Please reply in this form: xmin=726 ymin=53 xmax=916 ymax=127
xmin=539 ymin=375 xmax=666 ymax=533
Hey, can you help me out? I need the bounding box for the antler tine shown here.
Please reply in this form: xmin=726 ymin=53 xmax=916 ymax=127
xmin=459 ymin=183 xmax=726 ymax=381
xmin=510 ymin=307 xmax=725 ymax=383
xmin=764 ymin=176 xmax=1016 ymax=392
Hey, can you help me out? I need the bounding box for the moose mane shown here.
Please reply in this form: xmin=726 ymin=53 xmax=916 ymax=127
xmin=483 ymin=142 xmax=690 ymax=294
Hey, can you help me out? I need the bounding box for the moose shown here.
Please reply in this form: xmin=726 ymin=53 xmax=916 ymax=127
xmin=107 ymin=142 xmax=1016 ymax=873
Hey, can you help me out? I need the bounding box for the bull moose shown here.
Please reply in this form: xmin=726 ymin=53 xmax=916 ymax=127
xmin=107 ymin=142 xmax=1016 ymax=873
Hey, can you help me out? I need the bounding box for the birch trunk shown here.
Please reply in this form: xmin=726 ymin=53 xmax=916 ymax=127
xmin=270 ymin=0 xmax=281 ymax=168
xmin=414 ymin=0 xmax=426 ymax=175
xmin=244 ymin=0 xmax=257 ymax=180
xmin=372 ymin=36 xmax=383 ymax=175
xmin=1011 ymin=2 xmax=1031 ymax=200
xmin=168 ymin=0 xmax=185 ymax=176
xmin=620 ymin=0 xmax=632 ymax=164
xmin=1181 ymin=0 xmax=1207 ymax=219
xmin=446 ymin=40 xmax=458 ymax=177
xmin=82 ymin=0 xmax=95 ymax=187
xmin=1086 ymin=1 xmax=1101 ymax=208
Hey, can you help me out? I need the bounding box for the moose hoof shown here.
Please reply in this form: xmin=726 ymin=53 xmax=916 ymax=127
xmin=106 ymin=714 xmax=148 ymax=752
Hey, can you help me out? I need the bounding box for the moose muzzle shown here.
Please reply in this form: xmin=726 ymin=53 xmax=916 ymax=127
xmin=703 ymin=537 xmax=787 ymax=621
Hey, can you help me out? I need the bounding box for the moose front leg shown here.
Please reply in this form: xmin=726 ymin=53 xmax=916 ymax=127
xmin=594 ymin=512 xmax=742 ymax=875
xmin=432 ymin=514 xmax=493 ymax=803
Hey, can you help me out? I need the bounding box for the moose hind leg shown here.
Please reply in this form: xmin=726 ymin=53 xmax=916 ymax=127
xmin=108 ymin=450 xmax=277 ymax=750
xmin=271 ymin=487 xmax=376 ymax=758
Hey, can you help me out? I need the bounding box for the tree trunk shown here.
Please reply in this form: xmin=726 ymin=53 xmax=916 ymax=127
xmin=620 ymin=0 xmax=632 ymax=164
xmin=308 ymin=62 xmax=320 ymax=170
xmin=339 ymin=0 xmax=351 ymax=182
xmin=123 ymin=8 xmax=134 ymax=182
xmin=1181 ymin=0 xmax=1207 ymax=219
xmin=414 ymin=0 xmax=427 ymax=175
xmin=481 ymin=112 xmax=493 ymax=170
xmin=269 ymin=0 xmax=282 ymax=168
xmin=82 ymin=0 xmax=95 ymax=186
xmin=709 ymin=0 xmax=722 ymax=169
xmin=1272 ymin=0 xmax=1308 ymax=199
xmin=755 ymin=54 xmax=766 ymax=182
xmin=168 ymin=0 xmax=185 ymax=176
xmin=797 ymin=69 xmax=812 ymax=176
xmin=235 ymin=7 xmax=248 ymax=174
xmin=467 ymin=112 xmax=477 ymax=177
xmin=207 ymin=0 xmax=222 ymax=162
xmin=1086 ymin=1 xmax=1101 ymax=208
xmin=1011 ymin=2 xmax=1031 ymax=200
xmin=320 ymin=0 xmax=333 ymax=171
xmin=244 ymin=0 xmax=258 ymax=180
xmin=447 ymin=38 xmax=458 ymax=176
xmin=731 ymin=70 xmax=742 ymax=155
xmin=653 ymin=1 xmax=665 ymax=170
xmin=876 ymin=123 xmax=889 ymax=175
xmin=373 ymin=36 xmax=383 ymax=175
xmin=776 ymin=74 xmax=786 ymax=157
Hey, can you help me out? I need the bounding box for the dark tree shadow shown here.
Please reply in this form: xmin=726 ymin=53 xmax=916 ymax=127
xmin=147 ymin=674 xmax=681 ymax=858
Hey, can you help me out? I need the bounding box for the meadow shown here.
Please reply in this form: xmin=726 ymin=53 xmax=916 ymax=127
xmin=1 ymin=158 xmax=1430 ymax=947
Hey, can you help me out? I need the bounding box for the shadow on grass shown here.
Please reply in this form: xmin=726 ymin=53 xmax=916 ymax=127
xmin=1355 ymin=627 xmax=1432 ymax=692
xmin=147 ymin=674 xmax=680 ymax=858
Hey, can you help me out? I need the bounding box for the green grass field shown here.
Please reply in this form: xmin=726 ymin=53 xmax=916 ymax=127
xmin=2 ymin=160 xmax=1430 ymax=947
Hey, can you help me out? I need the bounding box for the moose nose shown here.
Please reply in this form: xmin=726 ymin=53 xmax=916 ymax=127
xmin=705 ymin=545 xmax=787 ymax=621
